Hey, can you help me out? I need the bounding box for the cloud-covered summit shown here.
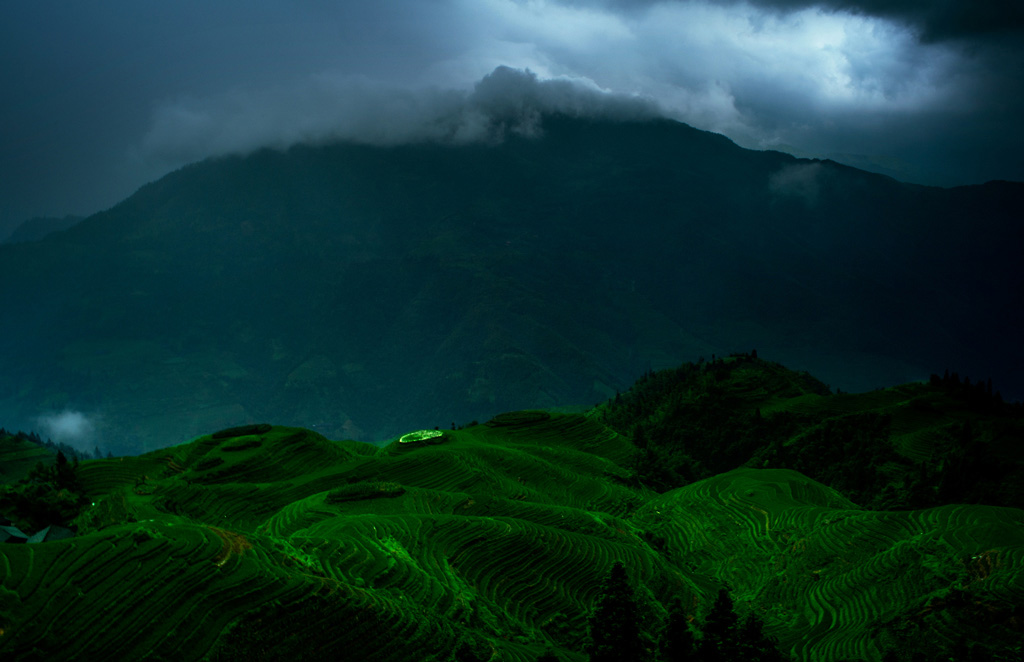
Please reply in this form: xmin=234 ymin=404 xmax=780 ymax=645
xmin=470 ymin=66 xmax=659 ymax=131
xmin=139 ymin=67 xmax=659 ymax=168
xmin=2 ymin=1 xmax=1022 ymax=237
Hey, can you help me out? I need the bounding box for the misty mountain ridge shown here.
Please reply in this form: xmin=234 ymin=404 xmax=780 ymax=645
xmin=0 ymin=112 xmax=1021 ymax=454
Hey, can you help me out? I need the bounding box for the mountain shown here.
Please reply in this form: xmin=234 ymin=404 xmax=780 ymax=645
xmin=1 ymin=360 xmax=1022 ymax=661
xmin=0 ymin=116 xmax=1022 ymax=453
xmin=2 ymin=215 xmax=83 ymax=245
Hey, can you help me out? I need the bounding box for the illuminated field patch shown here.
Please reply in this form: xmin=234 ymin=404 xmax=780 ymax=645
xmin=399 ymin=430 xmax=445 ymax=444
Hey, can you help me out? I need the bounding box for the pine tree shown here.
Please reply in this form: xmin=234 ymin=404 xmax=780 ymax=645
xmin=737 ymin=613 xmax=782 ymax=662
xmin=453 ymin=632 xmax=487 ymax=662
xmin=660 ymin=597 xmax=695 ymax=662
xmin=53 ymin=450 xmax=82 ymax=492
xmin=633 ymin=424 xmax=648 ymax=450
xmin=586 ymin=561 xmax=645 ymax=662
xmin=536 ymin=649 xmax=561 ymax=662
xmin=698 ymin=589 xmax=739 ymax=662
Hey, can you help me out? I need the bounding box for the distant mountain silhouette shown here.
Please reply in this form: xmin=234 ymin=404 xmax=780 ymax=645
xmin=0 ymin=116 xmax=1021 ymax=452
xmin=2 ymin=215 xmax=82 ymax=244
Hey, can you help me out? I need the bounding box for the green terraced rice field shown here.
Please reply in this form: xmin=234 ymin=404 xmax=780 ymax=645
xmin=3 ymin=411 xmax=1023 ymax=660
xmin=636 ymin=468 xmax=1024 ymax=660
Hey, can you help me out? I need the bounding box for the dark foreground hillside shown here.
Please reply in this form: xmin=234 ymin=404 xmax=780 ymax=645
xmin=1 ymin=115 xmax=1022 ymax=452
xmin=2 ymin=363 xmax=1023 ymax=662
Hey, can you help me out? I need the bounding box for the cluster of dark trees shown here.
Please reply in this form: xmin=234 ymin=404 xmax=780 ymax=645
xmin=537 ymin=563 xmax=1022 ymax=662
xmin=0 ymin=451 xmax=88 ymax=531
xmin=0 ymin=427 xmax=112 ymax=461
xmin=929 ymin=370 xmax=1011 ymax=413
xmin=598 ymin=357 xmax=1024 ymax=511
xmin=534 ymin=561 xmax=784 ymax=662
xmin=602 ymin=354 xmax=827 ymax=493
xmin=751 ymin=411 xmax=913 ymax=509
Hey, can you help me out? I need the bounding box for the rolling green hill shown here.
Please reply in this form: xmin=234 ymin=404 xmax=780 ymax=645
xmin=1 ymin=115 xmax=1022 ymax=453
xmin=0 ymin=432 xmax=53 ymax=485
xmin=2 ymin=365 xmax=1022 ymax=661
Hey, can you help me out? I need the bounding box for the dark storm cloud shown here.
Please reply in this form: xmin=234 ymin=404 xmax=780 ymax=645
xmin=0 ymin=1 xmax=468 ymax=236
xmin=603 ymin=0 xmax=1024 ymax=40
xmin=2 ymin=0 xmax=1023 ymax=237
xmin=753 ymin=0 xmax=1024 ymax=41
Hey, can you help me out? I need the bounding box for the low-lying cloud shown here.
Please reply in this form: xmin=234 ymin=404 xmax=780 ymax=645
xmin=769 ymin=162 xmax=825 ymax=206
xmin=36 ymin=410 xmax=97 ymax=450
xmin=140 ymin=67 xmax=659 ymax=168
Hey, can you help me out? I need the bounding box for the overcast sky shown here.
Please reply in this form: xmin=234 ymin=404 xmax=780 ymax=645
xmin=2 ymin=0 xmax=1022 ymax=238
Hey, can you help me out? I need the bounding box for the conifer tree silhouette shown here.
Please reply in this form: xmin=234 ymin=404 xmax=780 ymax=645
xmin=737 ymin=612 xmax=783 ymax=662
xmin=536 ymin=648 xmax=561 ymax=662
xmin=660 ymin=596 xmax=695 ymax=662
xmin=586 ymin=561 xmax=645 ymax=662
xmin=697 ymin=589 xmax=739 ymax=662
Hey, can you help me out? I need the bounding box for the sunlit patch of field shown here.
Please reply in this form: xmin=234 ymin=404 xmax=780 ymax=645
xmin=209 ymin=526 xmax=253 ymax=566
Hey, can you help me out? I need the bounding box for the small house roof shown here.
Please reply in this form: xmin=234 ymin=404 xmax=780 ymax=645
xmin=27 ymin=525 xmax=50 ymax=543
xmin=0 ymin=524 xmax=29 ymax=543
xmin=27 ymin=525 xmax=74 ymax=543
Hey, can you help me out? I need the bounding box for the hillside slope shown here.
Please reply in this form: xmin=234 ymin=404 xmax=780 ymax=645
xmin=1 ymin=215 xmax=82 ymax=245
xmin=0 ymin=116 xmax=1022 ymax=452
xmin=1 ymin=411 xmax=1022 ymax=661
xmin=596 ymin=354 xmax=1024 ymax=511
xmin=0 ymin=432 xmax=53 ymax=485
